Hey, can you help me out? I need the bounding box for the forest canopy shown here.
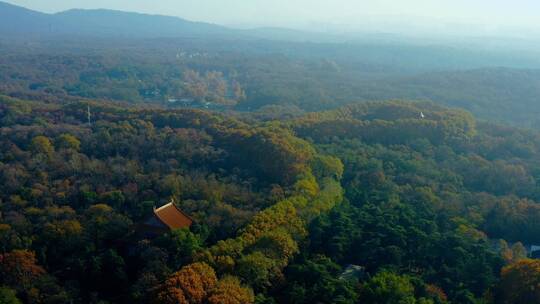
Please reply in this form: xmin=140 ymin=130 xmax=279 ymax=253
xmin=1 ymin=96 xmax=540 ymax=303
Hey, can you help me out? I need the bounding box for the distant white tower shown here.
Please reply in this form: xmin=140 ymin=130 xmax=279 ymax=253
xmin=420 ymin=112 xmax=425 ymax=119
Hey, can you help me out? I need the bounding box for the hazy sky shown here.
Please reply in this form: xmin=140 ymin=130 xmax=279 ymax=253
xmin=6 ymin=0 xmax=540 ymax=32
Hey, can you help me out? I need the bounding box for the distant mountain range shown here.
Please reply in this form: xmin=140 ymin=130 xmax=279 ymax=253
xmin=0 ymin=1 xmax=352 ymax=42
xmin=3 ymin=0 xmax=540 ymax=72
xmin=0 ymin=1 xmax=237 ymax=38
xmin=5 ymin=0 xmax=540 ymax=49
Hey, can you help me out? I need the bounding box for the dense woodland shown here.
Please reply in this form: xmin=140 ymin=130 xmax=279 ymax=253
xmin=2 ymin=93 xmax=540 ymax=303
xmin=2 ymin=39 xmax=540 ymax=128
xmin=1 ymin=9 xmax=540 ymax=301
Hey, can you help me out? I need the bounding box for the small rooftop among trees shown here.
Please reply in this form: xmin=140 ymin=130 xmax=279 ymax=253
xmin=138 ymin=201 xmax=193 ymax=237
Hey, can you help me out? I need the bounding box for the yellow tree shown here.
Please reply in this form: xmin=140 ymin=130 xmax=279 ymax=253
xmin=156 ymin=262 xmax=217 ymax=304
xmin=30 ymin=136 xmax=54 ymax=155
xmin=57 ymin=134 xmax=81 ymax=151
xmin=207 ymin=276 xmax=254 ymax=304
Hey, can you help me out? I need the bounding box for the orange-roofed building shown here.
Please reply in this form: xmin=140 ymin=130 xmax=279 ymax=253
xmin=138 ymin=201 xmax=193 ymax=238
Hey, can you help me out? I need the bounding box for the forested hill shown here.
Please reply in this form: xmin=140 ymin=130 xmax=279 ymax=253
xmin=292 ymin=101 xmax=540 ymax=244
xmin=0 ymin=1 xmax=340 ymax=41
xmin=3 ymin=1 xmax=540 ymax=129
xmin=366 ymin=68 xmax=540 ymax=127
xmin=0 ymin=1 xmax=231 ymax=38
xmin=2 ymin=40 xmax=540 ymax=129
xmin=1 ymin=96 xmax=540 ymax=303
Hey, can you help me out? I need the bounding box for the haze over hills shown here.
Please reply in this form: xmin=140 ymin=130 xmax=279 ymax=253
xmin=0 ymin=1 xmax=234 ymax=38
xmin=2 ymin=1 xmax=540 ymax=48
xmin=3 ymin=0 xmax=540 ymax=71
xmin=2 ymin=0 xmax=540 ymax=128
xmin=0 ymin=1 xmax=350 ymax=42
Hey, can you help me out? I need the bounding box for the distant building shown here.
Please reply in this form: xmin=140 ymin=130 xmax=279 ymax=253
xmin=137 ymin=201 xmax=193 ymax=238
xmin=529 ymin=245 xmax=540 ymax=259
xmin=180 ymin=97 xmax=195 ymax=104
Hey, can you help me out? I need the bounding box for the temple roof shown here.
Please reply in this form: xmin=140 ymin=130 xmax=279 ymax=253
xmin=153 ymin=202 xmax=193 ymax=230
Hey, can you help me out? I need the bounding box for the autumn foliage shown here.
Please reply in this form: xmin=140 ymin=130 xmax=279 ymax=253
xmin=156 ymin=262 xmax=217 ymax=304
xmin=497 ymin=259 xmax=540 ymax=304
xmin=156 ymin=263 xmax=254 ymax=304
xmin=207 ymin=276 xmax=254 ymax=304
xmin=0 ymin=250 xmax=45 ymax=289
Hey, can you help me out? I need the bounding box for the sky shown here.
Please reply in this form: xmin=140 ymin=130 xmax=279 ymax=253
xmin=6 ymin=0 xmax=540 ymax=34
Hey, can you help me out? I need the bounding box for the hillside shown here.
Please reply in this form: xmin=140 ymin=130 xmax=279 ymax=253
xmin=386 ymin=68 xmax=540 ymax=127
xmin=3 ymin=1 xmax=540 ymax=303
xmin=2 ymin=41 xmax=540 ymax=128
xmin=0 ymin=1 xmax=50 ymax=35
xmin=0 ymin=1 xmax=341 ymax=41
xmin=0 ymin=1 xmax=231 ymax=38
xmin=1 ymin=97 xmax=540 ymax=303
